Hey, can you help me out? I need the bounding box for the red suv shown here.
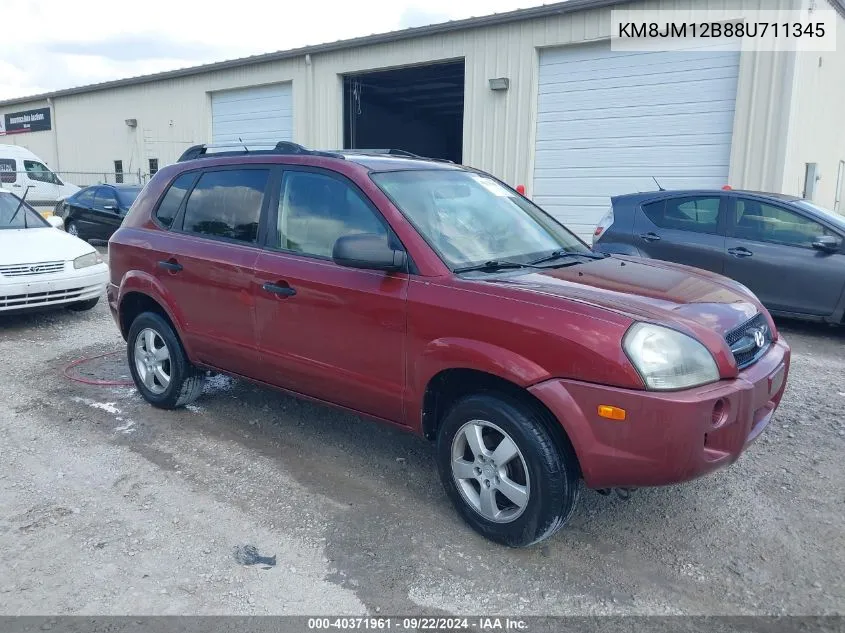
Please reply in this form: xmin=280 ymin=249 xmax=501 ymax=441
xmin=108 ymin=143 xmax=790 ymax=547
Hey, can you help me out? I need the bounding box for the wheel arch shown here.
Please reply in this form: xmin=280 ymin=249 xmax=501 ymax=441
xmin=119 ymin=291 xmax=176 ymax=340
xmin=421 ymin=367 xmax=581 ymax=478
xmin=116 ymin=271 xmax=188 ymax=341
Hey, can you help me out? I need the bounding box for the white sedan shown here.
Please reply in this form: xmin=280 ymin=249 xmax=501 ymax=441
xmin=0 ymin=191 xmax=108 ymax=313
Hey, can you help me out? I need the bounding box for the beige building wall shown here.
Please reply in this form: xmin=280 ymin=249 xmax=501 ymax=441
xmin=781 ymin=0 xmax=845 ymax=210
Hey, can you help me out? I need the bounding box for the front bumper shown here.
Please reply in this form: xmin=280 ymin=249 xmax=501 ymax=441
xmin=529 ymin=338 xmax=790 ymax=489
xmin=0 ymin=263 xmax=108 ymax=312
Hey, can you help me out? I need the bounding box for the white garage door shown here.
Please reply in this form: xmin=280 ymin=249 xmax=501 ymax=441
xmin=211 ymin=83 xmax=293 ymax=145
xmin=533 ymin=42 xmax=740 ymax=240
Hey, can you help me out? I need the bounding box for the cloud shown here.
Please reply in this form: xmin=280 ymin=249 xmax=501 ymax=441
xmin=398 ymin=7 xmax=454 ymax=29
xmin=45 ymin=35 xmax=226 ymax=63
xmin=0 ymin=0 xmax=547 ymax=102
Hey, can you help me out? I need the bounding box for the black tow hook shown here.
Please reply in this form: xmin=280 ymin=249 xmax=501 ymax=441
xmin=597 ymin=488 xmax=636 ymax=500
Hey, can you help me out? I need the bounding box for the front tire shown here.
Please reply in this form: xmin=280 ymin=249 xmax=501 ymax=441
xmin=436 ymin=393 xmax=580 ymax=547
xmin=67 ymin=297 xmax=99 ymax=311
xmin=127 ymin=312 xmax=204 ymax=409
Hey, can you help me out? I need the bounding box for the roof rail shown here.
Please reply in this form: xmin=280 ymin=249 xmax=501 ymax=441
xmin=345 ymin=149 xmax=420 ymax=157
xmin=337 ymin=148 xmax=455 ymax=164
xmin=177 ymin=141 xmax=343 ymax=162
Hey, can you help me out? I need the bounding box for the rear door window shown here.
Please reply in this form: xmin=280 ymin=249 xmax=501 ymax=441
xmin=641 ymin=196 xmax=723 ymax=235
xmin=0 ymin=158 xmax=16 ymax=183
xmin=731 ymin=198 xmax=837 ymax=248
xmin=154 ymin=173 xmax=195 ymax=229
xmin=93 ymin=188 xmax=119 ymax=211
xmin=182 ymin=169 xmax=268 ymax=243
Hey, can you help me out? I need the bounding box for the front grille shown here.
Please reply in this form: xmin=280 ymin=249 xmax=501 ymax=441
xmin=0 ymin=261 xmax=65 ymax=277
xmin=0 ymin=287 xmax=85 ymax=308
xmin=725 ymin=313 xmax=771 ymax=369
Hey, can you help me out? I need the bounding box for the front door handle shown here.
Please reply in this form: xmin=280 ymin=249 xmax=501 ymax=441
xmin=262 ymin=282 xmax=297 ymax=298
xmin=157 ymin=259 xmax=183 ymax=272
xmin=728 ymin=247 xmax=753 ymax=258
xmin=640 ymin=232 xmax=661 ymax=242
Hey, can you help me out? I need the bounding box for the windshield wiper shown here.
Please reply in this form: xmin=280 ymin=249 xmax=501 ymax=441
xmin=528 ymin=249 xmax=607 ymax=266
xmin=8 ymin=186 xmax=32 ymax=226
xmin=454 ymin=260 xmax=544 ymax=274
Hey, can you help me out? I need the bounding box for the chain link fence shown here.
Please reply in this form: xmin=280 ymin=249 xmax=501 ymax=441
xmin=0 ymin=169 xmax=149 ymax=214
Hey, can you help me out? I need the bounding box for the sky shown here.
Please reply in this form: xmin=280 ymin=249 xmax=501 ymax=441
xmin=0 ymin=0 xmax=550 ymax=101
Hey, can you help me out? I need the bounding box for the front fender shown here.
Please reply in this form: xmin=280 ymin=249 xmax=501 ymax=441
xmin=409 ymin=337 xmax=551 ymax=430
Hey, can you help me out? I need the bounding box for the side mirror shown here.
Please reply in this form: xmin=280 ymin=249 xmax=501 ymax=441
xmin=332 ymin=233 xmax=407 ymax=272
xmin=811 ymin=235 xmax=841 ymax=253
xmin=47 ymin=215 xmax=64 ymax=230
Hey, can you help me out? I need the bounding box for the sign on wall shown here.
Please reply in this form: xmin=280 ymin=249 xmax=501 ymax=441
xmin=0 ymin=107 xmax=52 ymax=135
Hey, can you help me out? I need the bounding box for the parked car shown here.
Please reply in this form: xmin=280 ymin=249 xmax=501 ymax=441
xmin=592 ymin=189 xmax=845 ymax=323
xmin=56 ymin=184 xmax=143 ymax=241
xmin=0 ymin=145 xmax=79 ymax=214
xmin=0 ymin=191 xmax=108 ymax=313
xmin=107 ymin=143 xmax=790 ymax=547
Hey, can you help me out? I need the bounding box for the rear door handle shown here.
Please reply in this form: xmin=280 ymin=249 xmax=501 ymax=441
xmin=639 ymin=232 xmax=661 ymax=242
xmin=728 ymin=247 xmax=753 ymax=258
xmin=262 ymin=282 xmax=296 ymax=298
xmin=157 ymin=259 xmax=183 ymax=272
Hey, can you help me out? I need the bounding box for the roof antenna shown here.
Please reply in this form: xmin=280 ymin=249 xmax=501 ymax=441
xmin=239 ymin=137 xmax=248 ymax=154
xmin=652 ymin=176 xmax=665 ymax=191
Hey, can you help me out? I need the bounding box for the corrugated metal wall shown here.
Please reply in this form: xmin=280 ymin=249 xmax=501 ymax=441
xmin=51 ymin=60 xmax=307 ymax=179
xmin=0 ymin=0 xmax=813 ymax=199
xmin=781 ymin=0 xmax=845 ymax=209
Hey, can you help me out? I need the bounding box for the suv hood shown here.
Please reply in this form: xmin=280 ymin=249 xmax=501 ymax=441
xmin=0 ymin=227 xmax=95 ymax=266
xmin=481 ymin=255 xmax=760 ymax=336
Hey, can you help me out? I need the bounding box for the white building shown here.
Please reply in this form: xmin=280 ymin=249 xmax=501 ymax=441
xmin=1 ymin=0 xmax=843 ymax=237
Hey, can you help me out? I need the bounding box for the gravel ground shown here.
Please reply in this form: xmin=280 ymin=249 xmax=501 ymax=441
xmin=0 ymin=272 xmax=843 ymax=617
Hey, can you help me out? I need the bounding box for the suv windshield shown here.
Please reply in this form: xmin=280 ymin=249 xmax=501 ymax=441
xmin=0 ymin=193 xmax=48 ymax=229
xmin=372 ymin=170 xmax=590 ymax=269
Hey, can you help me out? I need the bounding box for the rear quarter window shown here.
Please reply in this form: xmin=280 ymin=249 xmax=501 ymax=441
xmin=154 ymin=173 xmax=195 ymax=229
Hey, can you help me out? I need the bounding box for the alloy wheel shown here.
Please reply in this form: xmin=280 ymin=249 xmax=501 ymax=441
xmin=134 ymin=328 xmax=171 ymax=395
xmin=451 ymin=419 xmax=531 ymax=523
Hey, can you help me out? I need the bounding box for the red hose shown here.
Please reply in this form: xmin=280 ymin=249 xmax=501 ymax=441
xmin=63 ymin=350 xmax=136 ymax=387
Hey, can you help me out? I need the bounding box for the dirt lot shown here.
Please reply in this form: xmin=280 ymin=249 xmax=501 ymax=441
xmin=0 ymin=268 xmax=843 ymax=616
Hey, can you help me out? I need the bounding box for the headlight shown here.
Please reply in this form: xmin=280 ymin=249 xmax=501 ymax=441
xmin=73 ymin=251 xmax=103 ymax=269
xmin=623 ymin=323 xmax=719 ymax=391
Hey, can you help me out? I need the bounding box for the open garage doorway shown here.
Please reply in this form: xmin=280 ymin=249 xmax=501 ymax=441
xmin=343 ymin=60 xmax=465 ymax=163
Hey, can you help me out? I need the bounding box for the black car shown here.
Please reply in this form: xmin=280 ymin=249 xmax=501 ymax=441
xmin=592 ymin=189 xmax=845 ymax=324
xmin=57 ymin=184 xmax=142 ymax=241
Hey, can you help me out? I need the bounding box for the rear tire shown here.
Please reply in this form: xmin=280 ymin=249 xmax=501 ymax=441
xmin=66 ymin=220 xmax=83 ymax=240
xmin=67 ymin=297 xmax=99 ymax=312
xmin=436 ymin=392 xmax=580 ymax=547
xmin=127 ymin=311 xmax=204 ymax=409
